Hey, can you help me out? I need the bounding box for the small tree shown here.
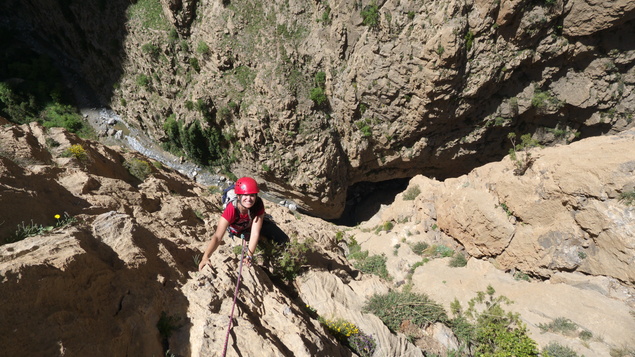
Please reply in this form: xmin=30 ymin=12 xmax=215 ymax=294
xmin=508 ymin=133 xmax=540 ymax=175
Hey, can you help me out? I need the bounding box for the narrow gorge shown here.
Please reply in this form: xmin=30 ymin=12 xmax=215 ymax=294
xmin=1 ymin=0 xmax=634 ymax=356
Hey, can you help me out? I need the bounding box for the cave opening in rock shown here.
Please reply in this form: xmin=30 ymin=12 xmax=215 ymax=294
xmin=331 ymin=178 xmax=411 ymax=227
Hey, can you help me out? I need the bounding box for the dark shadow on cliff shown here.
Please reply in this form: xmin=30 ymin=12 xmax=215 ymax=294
xmin=331 ymin=178 xmax=409 ymax=227
xmin=0 ymin=0 xmax=131 ymax=108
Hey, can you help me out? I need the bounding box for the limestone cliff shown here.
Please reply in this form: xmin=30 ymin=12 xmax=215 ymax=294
xmin=1 ymin=118 xmax=633 ymax=356
xmin=1 ymin=0 xmax=634 ymax=218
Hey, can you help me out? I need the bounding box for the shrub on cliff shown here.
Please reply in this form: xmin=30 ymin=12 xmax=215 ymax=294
xmin=363 ymin=291 xmax=448 ymax=332
xmin=124 ymin=158 xmax=152 ymax=181
xmin=451 ymin=286 xmax=539 ymax=356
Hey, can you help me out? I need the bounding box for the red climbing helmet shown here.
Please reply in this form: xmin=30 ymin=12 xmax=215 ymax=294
xmin=235 ymin=177 xmax=259 ymax=195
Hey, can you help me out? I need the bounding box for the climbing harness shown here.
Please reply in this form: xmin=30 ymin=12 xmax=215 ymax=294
xmin=222 ymin=234 xmax=248 ymax=357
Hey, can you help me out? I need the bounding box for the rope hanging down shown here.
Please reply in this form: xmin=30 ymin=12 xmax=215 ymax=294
xmin=222 ymin=234 xmax=248 ymax=357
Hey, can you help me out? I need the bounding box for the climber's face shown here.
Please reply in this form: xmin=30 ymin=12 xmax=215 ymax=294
xmin=239 ymin=194 xmax=257 ymax=208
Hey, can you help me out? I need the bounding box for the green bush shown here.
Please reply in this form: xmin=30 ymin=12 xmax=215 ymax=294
xmin=364 ymin=291 xmax=448 ymax=332
xmin=189 ymin=57 xmax=200 ymax=72
xmin=314 ymin=71 xmax=326 ymax=87
xmin=531 ymin=88 xmax=563 ymax=114
xmin=542 ymin=342 xmax=580 ymax=357
xmin=433 ymin=245 xmax=454 ymax=257
xmin=346 ymin=237 xmax=391 ymax=279
xmin=168 ymin=28 xmax=179 ymax=44
xmin=361 ymin=3 xmax=380 ymax=28
xmin=163 ymin=115 xmax=181 ymax=149
xmin=374 ymin=221 xmax=393 ymax=234
xmin=141 ymin=43 xmax=160 ymax=60
xmin=578 ymin=329 xmax=593 ymax=341
xmin=136 ymin=74 xmax=150 ymax=88
xmin=449 ymin=253 xmax=467 ymax=267
xmin=156 ymin=311 xmax=182 ymax=347
xmin=538 ymin=317 xmax=578 ymax=336
xmin=0 ymin=49 xmax=83 ymax=128
xmin=355 ymin=119 xmax=372 ymax=137
xmin=260 ymin=238 xmax=314 ymax=282
xmin=347 ymin=238 xmax=368 ymax=261
xmin=464 ymin=31 xmax=474 ymax=51
xmin=124 ymin=158 xmax=152 ymax=181
xmin=410 ymin=241 xmax=428 ymax=255
xmin=454 ymin=285 xmax=539 ymax=356
xmin=234 ymin=65 xmax=255 ymax=87
xmin=318 ymin=6 xmax=331 ymax=25
xmin=310 ymin=87 xmax=327 ymax=106
xmin=347 ymin=332 xmax=377 ymax=357
xmin=162 ymin=117 xmax=226 ymax=168
xmin=196 ymin=41 xmax=210 ymax=54
xmin=0 ymin=82 xmax=38 ymax=123
xmin=508 ymin=132 xmax=540 ymax=175
xmin=619 ymin=190 xmax=635 ymax=205
xmin=41 ymin=103 xmax=85 ymax=134
xmin=532 ymin=89 xmax=551 ymax=108
xmin=335 ymin=231 xmax=345 ymax=242
xmin=409 ymin=259 xmax=428 ymax=274
xmin=354 ymin=254 xmax=390 ymax=280
xmin=403 ymin=185 xmax=421 ymax=200
xmin=4 ymin=213 xmax=76 ymax=245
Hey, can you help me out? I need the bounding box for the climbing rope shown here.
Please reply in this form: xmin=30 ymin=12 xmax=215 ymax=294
xmin=222 ymin=234 xmax=248 ymax=357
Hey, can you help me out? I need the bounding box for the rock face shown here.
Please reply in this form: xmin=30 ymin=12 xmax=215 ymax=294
xmin=1 ymin=120 xmax=634 ymax=355
xmin=365 ymin=128 xmax=635 ymax=285
xmin=0 ymin=121 xmax=346 ymax=355
xmin=2 ymin=0 xmax=635 ymax=218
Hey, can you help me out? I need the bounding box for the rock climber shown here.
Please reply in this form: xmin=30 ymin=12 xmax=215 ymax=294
xmin=198 ymin=176 xmax=265 ymax=271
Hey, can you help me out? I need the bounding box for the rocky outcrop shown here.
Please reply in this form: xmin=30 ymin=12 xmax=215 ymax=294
xmin=1 ymin=122 xmax=634 ymax=355
xmin=2 ymin=0 xmax=635 ymax=219
xmin=368 ymin=128 xmax=635 ymax=284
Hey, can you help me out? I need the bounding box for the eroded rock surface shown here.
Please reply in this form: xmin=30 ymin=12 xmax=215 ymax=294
xmin=1 ymin=122 xmax=634 ymax=356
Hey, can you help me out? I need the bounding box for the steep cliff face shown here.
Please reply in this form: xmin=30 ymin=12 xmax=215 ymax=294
xmin=1 ymin=120 xmax=633 ymax=356
xmin=2 ymin=0 xmax=635 ymax=219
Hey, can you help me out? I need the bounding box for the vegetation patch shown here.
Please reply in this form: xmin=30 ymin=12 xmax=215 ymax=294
xmin=508 ymin=132 xmax=540 ymax=175
xmin=355 ymin=119 xmax=373 ymax=138
xmin=0 ymin=39 xmax=94 ymax=138
xmin=450 ymin=286 xmax=539 ymax=355
xmin=619 ymin=189 xmax=635 ymax=205
xmin=310 ymin=71 xmax=328 ymax=108
xmin=320 ymin=317 xmax=376 ymax=357
xmin=127 ymin=0 xmax=171 ymax=30
xmin=364 ymin=291 xmax=448 ymax=332
xmin=448 ymin=253 xmax=468 ymax=267
xmin=542 ymin=342 xmax=581 ymax=357
xmin=124 ymin=158 xmax=152 ymax=181
xmin=156 ymin=311 xmax=182 ymax=352
xmin=162 ymin=116 xmax=229 ymax=170
xmin=346 ymin=237 xmax=391 ymax=280
xmin=409 ymin=241 xmax=428 ymax=255
xmin=258 ymin=238 xmax=315 ymax=282
xmin=3 ymin=212 xmax=77 ymax=245
xmin=402 ymin=185 xmax=421 ymax=200
xmin=361 ymin=2 xmax=380 ymax=29
xmin=63 ymin=144 xmax=88 ymax=161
